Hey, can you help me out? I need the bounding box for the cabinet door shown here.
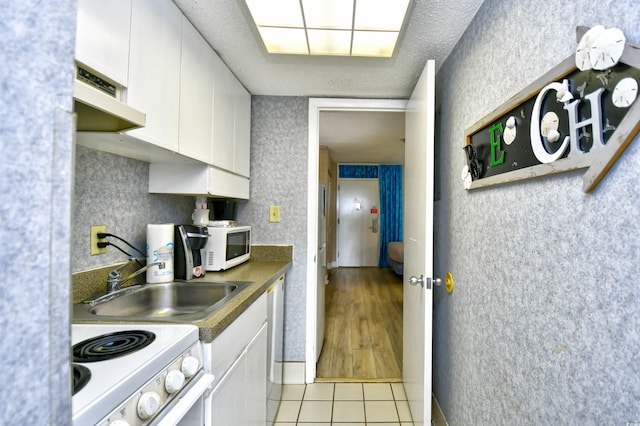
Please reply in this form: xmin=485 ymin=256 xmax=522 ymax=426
xmin=75 ymin=0 xmax=131 ymax=86
xmin=209 ymin=353 xmax=247 ymax=425
xmin=127 ymin=0 xmax=181 ymax=151
xmin=211 ymin=55 xmax=235 ymax=171
xmin=179 ymin=17 xmax=214 ymax=163
xmin=233 ymin=81 xmax=251 ymax=177
xmin=246 ymin=323 xmax=268 ymax=426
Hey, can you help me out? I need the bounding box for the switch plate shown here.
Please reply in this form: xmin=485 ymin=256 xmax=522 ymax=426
xmin=90 ymin=225 xmax=107 ymax=255
xmin=269 ymin=206 xmax=280 ymax=223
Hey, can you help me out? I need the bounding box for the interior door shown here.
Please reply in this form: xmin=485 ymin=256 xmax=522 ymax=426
xmin=403 ymin=59 xmax=435 ymax=425
xmin=316 ymin=184 xmax=326 ymax=361
xmin=337 ymin=179 xmax=380 ymax=266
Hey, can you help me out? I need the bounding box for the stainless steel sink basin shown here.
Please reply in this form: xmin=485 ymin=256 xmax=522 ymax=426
xmin=73 ymin=280 xmax=254 ymax=322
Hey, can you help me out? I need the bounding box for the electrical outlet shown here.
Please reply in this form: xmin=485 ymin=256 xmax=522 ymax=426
xmin=269 ymin=206 xmax=280 ymax=223
xmin=90 ymin=225 xmax=107 ymax=255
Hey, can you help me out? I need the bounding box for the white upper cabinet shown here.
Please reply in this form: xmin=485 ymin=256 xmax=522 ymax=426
xmin=233 ymin=81 xmax=251 ymax=178
xmin=75 ymin=0 xmax=131 ymax=86
xmin=75 ymin=0 xmax=252 ymax=196
xmin=212 ymin=56 xmax=252 ymax=177
xmin=212 ymin=55 xmax=236 ymax=171
xmin=179 ymin=17 xmax=215 ymax=163
xmin=126 ymin=0 xmax=182 ymax=152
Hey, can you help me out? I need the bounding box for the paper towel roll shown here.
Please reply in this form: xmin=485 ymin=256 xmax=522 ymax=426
xmin=146 ymin=224 xmax=174 ymax=283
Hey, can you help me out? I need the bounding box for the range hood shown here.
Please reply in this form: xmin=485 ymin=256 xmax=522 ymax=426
xmin=73 ymin=66 xmax=145 ymax=132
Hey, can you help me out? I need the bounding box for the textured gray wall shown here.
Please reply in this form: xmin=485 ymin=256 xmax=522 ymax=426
xmin=72 ymin=145 xmax=193 ymax=272
xmin=433 ymin=0 xmax=640 ymax=424
xmin=238 ymin=96 xmax=309 ymax=361
xmin=0 ymin=1 xmax=77 ymax=424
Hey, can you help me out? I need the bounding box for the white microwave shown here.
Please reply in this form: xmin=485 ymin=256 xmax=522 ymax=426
xmin=202 ymin=226 xmax=251 ymax=271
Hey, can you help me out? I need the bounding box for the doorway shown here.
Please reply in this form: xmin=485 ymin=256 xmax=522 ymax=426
xmin=316 ymin=267 xmax=403 ymax=380
xmin=306 ymin=98 xmax=407 ymax=383
xmin=337 ymin=178 xmax=380 ymax=267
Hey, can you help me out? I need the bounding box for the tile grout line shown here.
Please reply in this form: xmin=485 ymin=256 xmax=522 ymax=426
xmin=280 ymin=382 xmax=412 ymax=425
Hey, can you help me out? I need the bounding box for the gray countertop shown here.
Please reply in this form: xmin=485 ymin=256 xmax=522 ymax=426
xmin=187 ymin=259 xmax=291 ymax=342
xmin=72 ymin=245 xmax=293 ymax=342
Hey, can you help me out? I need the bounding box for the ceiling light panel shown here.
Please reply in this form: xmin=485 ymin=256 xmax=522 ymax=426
xmin=301 ymin=0 xmax=353 ymax=29
xmin=258 ymin=27 xmax=309 ymax=54
xmin=244 ymin=0 xmax=411 ymax=57
xmin=354 ymin=0 xmax=410 ymax=31
xmin=307 ymin=29 xmax=351 ymax=55
xmin=352 ymin=31 xmax=398 ymax=57
xmin=245 ymin=0 xmax=303 ymax=27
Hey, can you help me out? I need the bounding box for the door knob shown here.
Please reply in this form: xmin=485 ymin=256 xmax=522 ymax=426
xmin=409 ymin=275 xmax=424 ymax=287
xmin=409 ymin=275 xmax=442 ymax=289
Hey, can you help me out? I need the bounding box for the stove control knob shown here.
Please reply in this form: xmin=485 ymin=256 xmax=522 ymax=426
xmin=137 ymin=392 xmax=161 ymax=419
xmin=165 ymin=369 xmax=186 ymax=394
xmin=181 ymin=356 xmax=200 ymax=378
xmin=109 ymin=420 xmax=131 ymax=426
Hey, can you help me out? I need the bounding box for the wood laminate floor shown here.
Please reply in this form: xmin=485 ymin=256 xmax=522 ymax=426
xmin=316 ymin=267 xmax=403 ymax=381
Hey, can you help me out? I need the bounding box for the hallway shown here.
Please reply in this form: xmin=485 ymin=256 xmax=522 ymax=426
xmin=316 ymin=267 xmax=403 ymax=380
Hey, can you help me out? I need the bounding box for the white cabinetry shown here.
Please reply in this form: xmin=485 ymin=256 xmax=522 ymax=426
xmin=179 ymin=17 xmax=215 ymax=163
xmin=245 ymin=325 xmax=268 ymax=425
xmin=204 ymin=293 xmax=267 ymax=425
xmin=212 ymin=56 xmax=252 ymax=178
xmin=212 ymin=56 xmax=235 ymax=172
xmin=75 ymin=0 xmax=131 ymax=86
xmin=234 ymin=82 xmax=252 ymax=178
xmin=148 ymin=162 xmax=250 ymax=199
xmin=126 ymin=0 xmax=182 ymax=152
xmin=75 ymin=0 xmax=252 ymax=195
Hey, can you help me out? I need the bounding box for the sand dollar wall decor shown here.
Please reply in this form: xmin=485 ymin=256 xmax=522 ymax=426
xmin=463 ymin=26 xmax=640 ymax=193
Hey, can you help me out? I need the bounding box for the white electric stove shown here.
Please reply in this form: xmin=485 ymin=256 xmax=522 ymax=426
xmin=72 ymin=323 xmax=212 ymax=426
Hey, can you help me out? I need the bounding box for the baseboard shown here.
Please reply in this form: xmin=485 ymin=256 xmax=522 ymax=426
xmin=432 ymin=393 xmax=449 ymax=426
xmin=282 ymin=362 xmax=306 ymax=384
xmin=315 ymin=377 xmax=403 ymax=383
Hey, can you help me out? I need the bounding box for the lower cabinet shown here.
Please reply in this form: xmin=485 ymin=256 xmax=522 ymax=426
xmin=246 ymin=323 xmax=268 ymax=425
xmin=204 ymin=293 xmax=267 ymax=425
xmin=208 ymin=323 xmax=267 ymax=425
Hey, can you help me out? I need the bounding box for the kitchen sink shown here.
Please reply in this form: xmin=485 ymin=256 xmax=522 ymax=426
xmin=73 ymin=280 xmax=254 ymax=322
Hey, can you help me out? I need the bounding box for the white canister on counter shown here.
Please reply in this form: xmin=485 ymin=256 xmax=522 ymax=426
xmin=146 ymin=223 xmax=174 ymax=283
xmin=192 ymin=208 xmax=210 ymax=226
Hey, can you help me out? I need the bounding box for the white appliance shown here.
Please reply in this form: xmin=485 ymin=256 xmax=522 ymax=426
xmin=72 ymin=323 xmax=213 ymax=426
xmin=266 ymin=276 xmax=285 ymax=426
xmin=202 ymin=225 xmax=251 ymax=271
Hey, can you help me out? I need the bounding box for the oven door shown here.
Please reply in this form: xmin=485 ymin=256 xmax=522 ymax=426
xmin=156 ymin=373 xmax=214 ymax=426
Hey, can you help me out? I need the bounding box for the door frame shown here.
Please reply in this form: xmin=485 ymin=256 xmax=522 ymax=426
xmin=306 ymin=98 xmax=407 ymax=382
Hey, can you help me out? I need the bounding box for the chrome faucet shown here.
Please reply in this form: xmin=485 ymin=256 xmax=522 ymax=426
xmin=107 ymin=259 xmax=166 ymax=293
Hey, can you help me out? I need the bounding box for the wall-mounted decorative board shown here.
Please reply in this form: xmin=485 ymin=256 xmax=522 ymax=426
xmin=463 ymin=26 xmax=640 ymax=192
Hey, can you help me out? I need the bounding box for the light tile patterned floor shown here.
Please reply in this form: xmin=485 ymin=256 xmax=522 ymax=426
xmin=274 ymin=382 xmax=414 ymax=425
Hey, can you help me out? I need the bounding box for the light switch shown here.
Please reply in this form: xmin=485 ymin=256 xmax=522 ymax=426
xmin=269 ymin=206 xmax=280 ymax=223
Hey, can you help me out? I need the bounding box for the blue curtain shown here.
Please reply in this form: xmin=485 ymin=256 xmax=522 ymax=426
xmin=378 ymin=165 xmax=403 ymax=267
xmin=339 ymin=164 xmax=379 ymax=179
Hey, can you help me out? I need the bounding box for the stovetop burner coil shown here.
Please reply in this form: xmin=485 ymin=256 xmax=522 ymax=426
xmin=72 ymin=364 xmax=91 ymax=395
xmin=72 ymin=330 xmax=156 ymax=362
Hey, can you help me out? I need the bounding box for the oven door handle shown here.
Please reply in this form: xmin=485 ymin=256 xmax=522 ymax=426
xmin=156 ymin=373 xmax=214 ymax=426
